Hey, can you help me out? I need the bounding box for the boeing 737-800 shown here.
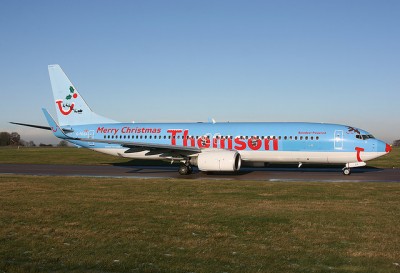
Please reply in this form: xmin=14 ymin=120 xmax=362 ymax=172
xmin=12 ymin=65 xmax=391 ymax=175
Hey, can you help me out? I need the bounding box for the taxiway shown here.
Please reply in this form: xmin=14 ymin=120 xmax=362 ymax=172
xmin=0 ymin=164 xmax=399 ymax=182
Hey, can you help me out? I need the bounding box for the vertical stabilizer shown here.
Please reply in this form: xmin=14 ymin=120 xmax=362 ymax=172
xmin=48 ymin=64 xmax=116 ymax=126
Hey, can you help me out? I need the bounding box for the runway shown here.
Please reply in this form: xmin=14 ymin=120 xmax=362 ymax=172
xmin=1 ymin=163 xmax=399 ymax=182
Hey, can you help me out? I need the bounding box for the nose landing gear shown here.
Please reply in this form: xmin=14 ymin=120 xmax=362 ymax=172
xmin=342 ymin=167 xmax=351 ymax=175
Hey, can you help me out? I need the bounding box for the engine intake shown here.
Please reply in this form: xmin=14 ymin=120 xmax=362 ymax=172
xmin=196 ymin=150 xmax=241 ymax=172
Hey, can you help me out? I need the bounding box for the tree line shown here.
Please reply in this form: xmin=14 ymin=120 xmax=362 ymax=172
xmin=0 ymin=131 xmax=69 ymax=147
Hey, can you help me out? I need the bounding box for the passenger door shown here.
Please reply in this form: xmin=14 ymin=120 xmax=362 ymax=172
xmin=334 ymin=130 xmax=343 ymax=150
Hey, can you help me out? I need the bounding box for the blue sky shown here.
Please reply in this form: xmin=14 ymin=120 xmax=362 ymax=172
xmin=1 ymin=0 xmax=399 ymax=144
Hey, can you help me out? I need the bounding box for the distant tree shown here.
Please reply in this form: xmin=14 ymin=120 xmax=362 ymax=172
xmin=393 ymin=140 xmax=400 ymax=147
xmin=27 ymin=140 xmax=36 ymax=147
xmin=39 ymin=143 xmax=53 ymax=147
xmin=57 ymin=140 xmax=69 ymax=147
xmin=0 ymin=132 xmax=11 ymax=146
xmin=19 ymin=140 xmax=27 ymax=147
xmin=9 ymin=132 xmax=21 ymax=146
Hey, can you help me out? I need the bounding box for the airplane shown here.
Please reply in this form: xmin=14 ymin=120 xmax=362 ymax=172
xmin=11 ymin=64 xmax=392 ymax=175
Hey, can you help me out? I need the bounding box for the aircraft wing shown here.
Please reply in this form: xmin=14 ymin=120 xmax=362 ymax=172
xmin=75 ymin=137 xmax=201 ymax=157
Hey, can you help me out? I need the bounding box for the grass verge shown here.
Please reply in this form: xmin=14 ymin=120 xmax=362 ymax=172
xmin=0 ymin=175 xmax=399 ymax=273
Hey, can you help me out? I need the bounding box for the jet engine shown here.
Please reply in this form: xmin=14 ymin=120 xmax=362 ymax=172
xmin=195 ymin=150 xmax=241 ymax=172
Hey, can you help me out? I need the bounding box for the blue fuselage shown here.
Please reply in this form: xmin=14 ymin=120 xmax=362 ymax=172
xmin=64 ymin=122 xmax=389 ymax=164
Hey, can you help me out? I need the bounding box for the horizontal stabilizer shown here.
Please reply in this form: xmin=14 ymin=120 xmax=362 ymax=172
xmin=42 ymin=108 xmax=76 ymax=139
xmin=9 ymin=122 xmax=74 ymax=133
xmin=10 ymin=122 xmax=51 ymax=131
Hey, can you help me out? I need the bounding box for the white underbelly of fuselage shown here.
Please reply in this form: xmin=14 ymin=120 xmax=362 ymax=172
xmin=91 ymin=147 xmax=385 ymax=164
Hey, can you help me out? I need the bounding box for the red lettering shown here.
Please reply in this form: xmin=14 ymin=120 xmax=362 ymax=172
xmin=197 ymin=136 xmax=210 ymax=148
xmin=219 ymin=138 xmax=225 ymax=149
xmin=234 ymin=138 xmax=246 ymax=150
xmin=213 ymin=137 xmax=218 ymax=148
xmin=183 ymin=130 xmax=195 ymax=147
xmin=217 ymin=137 xmax=232 ymax=149
xmin=167 ymin=129 xmax=182 ymax=145
xmin=248 ymin=138 xmax=262 ymax=150
xmin=273 ymin=139 xmax=278 ymax=150
xmin=227 ymin=138 xmax=233 ymax=149
xmin=264 ymin=139 xmax=278 ymax=151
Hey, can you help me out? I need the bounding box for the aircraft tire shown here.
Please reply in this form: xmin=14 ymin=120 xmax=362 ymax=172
xmin=178 ymin=165 xmax=189 ymax=175
xmin=342 ymin=168 xmax=351 ymax=175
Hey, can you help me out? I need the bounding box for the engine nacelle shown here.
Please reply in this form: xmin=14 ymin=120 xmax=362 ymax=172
xmin=196 ymin=150 xmax=241 ymax=172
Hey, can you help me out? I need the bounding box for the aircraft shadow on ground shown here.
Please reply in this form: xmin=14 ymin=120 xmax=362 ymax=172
xmin=108 ymin=160 xmax=384 ymax=175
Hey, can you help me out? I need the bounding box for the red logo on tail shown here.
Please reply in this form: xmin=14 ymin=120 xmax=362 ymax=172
xmin=56 ymin=100 xmax=74 ymax=116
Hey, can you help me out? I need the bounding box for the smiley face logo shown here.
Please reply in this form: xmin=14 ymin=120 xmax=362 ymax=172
xmin=55 ymin=86 xmax=82 ymax=116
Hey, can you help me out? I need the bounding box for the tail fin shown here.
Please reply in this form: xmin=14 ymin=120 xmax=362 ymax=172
xmin=48 ymin=64 xmax=116 ymax=126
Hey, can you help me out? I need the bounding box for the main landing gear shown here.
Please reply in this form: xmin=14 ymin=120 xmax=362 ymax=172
xmin=178 ymin=164 xmax=193 ymax=175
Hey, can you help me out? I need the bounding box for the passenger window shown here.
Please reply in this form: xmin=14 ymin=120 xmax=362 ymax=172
xmin=316 ymin=136 xmax=319 ymax=140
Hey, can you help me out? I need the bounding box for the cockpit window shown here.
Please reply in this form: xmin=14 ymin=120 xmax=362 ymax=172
xmin=356 ymin=134 xmax=375 ymax=140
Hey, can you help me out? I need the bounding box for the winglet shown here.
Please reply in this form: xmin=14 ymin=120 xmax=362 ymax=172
xmin=42 ymin=108 xmax=73 ymax=139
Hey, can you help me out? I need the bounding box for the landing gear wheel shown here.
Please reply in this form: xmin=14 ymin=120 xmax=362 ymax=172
xmin=187 ymin=165 xmax=193 ymax=174
xmin=178 ymin=165 xmax=190 ymax=175
xmin=342 ymin=167 xmax=351 ymax=175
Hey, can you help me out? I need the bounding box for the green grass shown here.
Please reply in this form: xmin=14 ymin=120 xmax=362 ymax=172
xmin=0 ymin=146 xmax=132 ymax=165
xmin=0 ymin=146 xmax=398 ymax=168
xmin=0 ymin=176 xmax=399 ymax=272
xmin=367 ymin=146 xmax=400 ymax=168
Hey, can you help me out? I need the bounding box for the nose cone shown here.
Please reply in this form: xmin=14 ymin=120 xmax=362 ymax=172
xmin=385 ymin=143 xmax=392 ymax=153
